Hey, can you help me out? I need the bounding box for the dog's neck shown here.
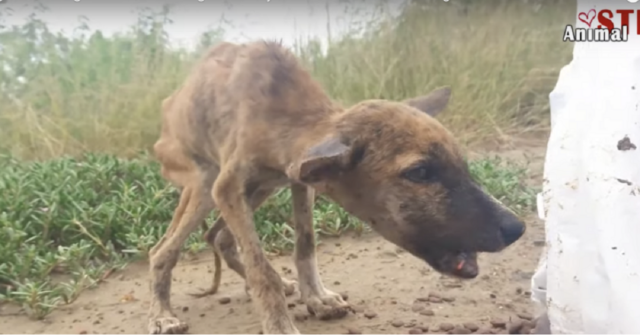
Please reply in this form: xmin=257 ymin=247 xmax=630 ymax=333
xmin=292 ymin=113 xmax=342 ymax=154
xmin=281 ymin=103 xmax=350 ymax=180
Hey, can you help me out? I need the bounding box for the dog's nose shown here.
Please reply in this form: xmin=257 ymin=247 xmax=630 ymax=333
xmin=499 ymin=214 xmax=526 ymax=246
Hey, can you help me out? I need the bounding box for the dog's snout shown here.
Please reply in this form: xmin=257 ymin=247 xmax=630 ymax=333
xmin=499 ymin=213 xmax=525 ymax=246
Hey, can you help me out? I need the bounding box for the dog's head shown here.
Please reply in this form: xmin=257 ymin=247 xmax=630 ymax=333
xmin=287 ymin=87 xmax=525 ymax=279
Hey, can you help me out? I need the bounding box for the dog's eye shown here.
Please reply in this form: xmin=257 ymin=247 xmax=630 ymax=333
xmin=403 ymin=165 xmax=436 ymax=183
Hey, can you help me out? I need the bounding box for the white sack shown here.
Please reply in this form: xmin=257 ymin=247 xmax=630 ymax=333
xmin=531 ymin=0 xmax=640 ymax=333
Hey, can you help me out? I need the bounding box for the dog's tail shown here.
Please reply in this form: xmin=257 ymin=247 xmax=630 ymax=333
xmin=189 ymin=217 xmax=225 ymax=298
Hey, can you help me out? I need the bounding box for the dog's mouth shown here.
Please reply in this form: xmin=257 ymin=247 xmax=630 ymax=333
xmin=423 ymin=250 xmax=479 ymax=279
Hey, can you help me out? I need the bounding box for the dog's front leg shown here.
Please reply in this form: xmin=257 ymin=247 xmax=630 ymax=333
xmin=291 ymin=183 xmax=351 ymax=320
xmin=149 ymin=185 xmax=191 ymax=259
xmin=147 ymin=172 xmax=216 ymax=334
xmin=213 ymin=168 xmax=298 ymax=334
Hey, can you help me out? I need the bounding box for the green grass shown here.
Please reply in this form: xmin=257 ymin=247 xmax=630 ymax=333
xmin=0 ymin=153 xmax=537 ymax=318
xmin=0 ymin=0 xmax=559 ymax=319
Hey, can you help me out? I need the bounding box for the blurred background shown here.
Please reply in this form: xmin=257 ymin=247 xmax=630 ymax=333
xmin=0 ymin=0 xmax=574 ymax=159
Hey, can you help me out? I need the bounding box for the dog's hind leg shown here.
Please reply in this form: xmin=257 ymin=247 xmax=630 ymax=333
xmin=214 ymin=226 xmax=298 ymax=298
xmin=190 ymin=188 xmax=297 ymax=298
xmin=147 ymin=169 xmax=217 ymax=335
xmin=291 ymin=182 xmax=351 ymax=320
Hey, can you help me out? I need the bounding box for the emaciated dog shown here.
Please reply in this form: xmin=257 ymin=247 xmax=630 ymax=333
xmin=149 ymin=40 xmax=526 ymax=334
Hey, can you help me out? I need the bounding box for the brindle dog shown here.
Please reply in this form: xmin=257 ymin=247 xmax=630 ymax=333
xmin=149 ymin=40 xmax=526 ymax=334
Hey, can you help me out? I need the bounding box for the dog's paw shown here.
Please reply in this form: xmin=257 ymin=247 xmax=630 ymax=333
xmin=304 ymin=289 xmax=351 ymax=321
xmin=149 ymin=316 xmax=189 ymax=334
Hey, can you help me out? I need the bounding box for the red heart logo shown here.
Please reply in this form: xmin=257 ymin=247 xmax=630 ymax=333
xmin=578 ymin=9 xmax=596 ymax=27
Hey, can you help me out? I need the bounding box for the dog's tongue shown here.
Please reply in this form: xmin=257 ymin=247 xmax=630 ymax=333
xmin=453 ymin=252 xmax=478 ymax=278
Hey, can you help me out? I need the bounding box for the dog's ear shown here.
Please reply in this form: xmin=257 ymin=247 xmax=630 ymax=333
xmin=402 ymin=86 xmax=451 ymax=117
xmin=288 ymin=136 xmax=362 ymax=183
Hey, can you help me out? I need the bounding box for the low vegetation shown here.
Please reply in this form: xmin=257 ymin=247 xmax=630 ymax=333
xmin=0 ymin=153 xmax=536 ymax=318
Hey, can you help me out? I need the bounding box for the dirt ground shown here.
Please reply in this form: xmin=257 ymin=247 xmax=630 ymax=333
xmin=0 ymin=143 xmax=549 ymax=334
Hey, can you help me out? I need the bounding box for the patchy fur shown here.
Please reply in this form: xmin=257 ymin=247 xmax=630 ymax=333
xmin=148 ymin=40 xmax=526 ymax=334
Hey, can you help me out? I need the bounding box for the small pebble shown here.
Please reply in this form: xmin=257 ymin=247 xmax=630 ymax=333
xmin=340 ymin=292 xmax=349 ymax=301
xmin=404 ymin=321 xmax=416 ymax=328
xmin=491 ymin=317 xmax=507 ymax=328
xmin=428 ymin=292 xmax=442 ymax=299
xmin=391 ymin=320 xmax=405 ymax=328
xmin=419 ymin=309 xmax=435 ymax=316
xmin=463 ymin=322 xmax=479 ymax=331
xmin=411 ymin=304 xmax=425 ymax=313
xmin=218 ymin=297 xmax=231 ymax=305
xmin=364 ymin=311 xmax=378 ymax=319
xmin=428 ymin=296 xmax=443 ymax=303
xmin=453 ymin=326 xmax=471 ymax=334
xmin=408 ymin=328 xmax=423 ymax=334
xmin=442 ymin=296 xmax=455 ymax=302
xmin=439 ymin=323 xmax=454 ymax=331
xmin=346 ymin=328 xmax=361 ymax=334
